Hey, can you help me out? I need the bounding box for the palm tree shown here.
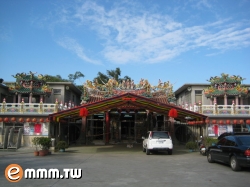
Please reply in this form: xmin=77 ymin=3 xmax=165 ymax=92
xmin=107 ymin=68 xmax=121 ymax=81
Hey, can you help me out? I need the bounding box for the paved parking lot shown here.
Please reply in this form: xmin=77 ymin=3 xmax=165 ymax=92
xmin=0 ymin=144 xmax=249 ymax=187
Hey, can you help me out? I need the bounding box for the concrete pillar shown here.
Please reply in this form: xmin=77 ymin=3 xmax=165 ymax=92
xmin=224 ymin=94 xmax=227 ymax=105
xmin=18 ymin=94 xmax=22 ymax=103
xmin=29 ymin=93 xmax=32 ymax=103
xmin=235 ymin=96 xmax=239 ymax=105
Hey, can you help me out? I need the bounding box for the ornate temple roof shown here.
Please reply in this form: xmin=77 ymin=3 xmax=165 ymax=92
xmin=204 ymin=73 xmax=248 ymax=97
xmin=81 ymin=78 xmax=175 ymax=104
xmin=8 ymin=71 xmax=52 ymax=95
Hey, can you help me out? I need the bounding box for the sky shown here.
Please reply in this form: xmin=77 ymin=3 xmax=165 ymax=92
xmin=0 ymin=0 xmax=250 ymax=91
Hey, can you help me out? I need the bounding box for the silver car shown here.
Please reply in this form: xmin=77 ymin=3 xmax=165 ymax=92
xmin=142 ymin=131 xmax=173 ymax=155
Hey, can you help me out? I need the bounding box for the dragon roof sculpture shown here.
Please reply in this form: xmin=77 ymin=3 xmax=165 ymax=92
xmin=81 ymin=78 xmax=175 ymax=104
xmin=204 ymin=73 xmax=248 ymax=97
xmin=8 ymin=71 xmax=52 ymax=96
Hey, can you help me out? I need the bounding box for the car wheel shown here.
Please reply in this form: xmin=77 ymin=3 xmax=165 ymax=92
xmin=207 ymin=152 xmax=214 ymax=163
xmin=142 ymin=146 xmax=146 ymax=152
xmin=146 ymin=147 xmax=150 ymax=155
xmin=168 ymin=150 xmax=172 ymax=155
xmin=230 ymin=156 xmax=241 ymax=171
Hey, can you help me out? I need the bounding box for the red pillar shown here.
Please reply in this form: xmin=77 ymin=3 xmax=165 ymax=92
xmin=105 ymin=112 xmax=110 ymax=144
xmin=81 ymin=116 xmax=86 ymax=132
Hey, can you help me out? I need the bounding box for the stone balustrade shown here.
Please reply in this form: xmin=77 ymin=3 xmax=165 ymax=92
xmin=180 ymin=104 xmax=250 ymax=115
xmin=1 ymin=100 xmax=250 ymax=116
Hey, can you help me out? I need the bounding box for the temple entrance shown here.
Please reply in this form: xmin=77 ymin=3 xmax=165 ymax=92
xmin=120 ymin=121 xmax=135 ymax=142
xmin=63 ymin=123 xmax=81 ymax=145
xmin=92 ymin=120 xmax=104 ymax=141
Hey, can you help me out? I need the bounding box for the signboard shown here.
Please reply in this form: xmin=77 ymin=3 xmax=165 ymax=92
xmin=23 ymin=122 xmax=48 ymax=136
xmin=208 ymin=124 xmax=233 ymax=137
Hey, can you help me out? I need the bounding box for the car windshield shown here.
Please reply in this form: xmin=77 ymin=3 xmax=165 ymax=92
xmin=237 ymin=136 xmax=250 ymax=146
xmin=152 ymin=132 xmax=169 ymax=139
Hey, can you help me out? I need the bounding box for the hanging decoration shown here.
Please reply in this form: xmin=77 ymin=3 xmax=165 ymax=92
xmin=219 ymin=120 xmax=224 ymax=125
xmin=79 ymin=108 xmax=88 ymax=117
xmin=19 ymin=118 xmax=24 ymax=123
xmin=32 ymin=118 xmax=37 ymax=123
xmin=205 ymin=118 xmax=210 ymax=124
xmin=11 ymin=117 xmax=16 ymax=122
xmin=233 ymin=120 xmax=238 ymax=125
xmin=0 ymin=117 xmax=3 ymax=122
xmin=4 ymin=117 xmax=9 ymax=122
xmin=226 ymin=120 xmax=231 ymax=124
xmin=26 ymin=118 xmax=31 ymax=122
xmin=40 ymin=118 xmax=44 ymax=123
xmin=239 ymin=120 xmax=244 ymax=124
xmin=212 ymin=120 xmax=217 ymax=124
xmin=168 ymin=108 xmax=178 ymax=118
xmin=246 ymin=120 xmax=250 ymax=124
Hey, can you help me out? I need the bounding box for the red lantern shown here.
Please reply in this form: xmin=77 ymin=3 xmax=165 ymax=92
xmin=4 ymin=117 xmax=9 ymax=122
xmin=168 ymin=108 xmax=178 ymax=118
xmin=79 ymin=108 xmax=88 ymax=117
xmin=19 ymin=118 xmax=24 ymax=123
xmin=219 ymin=120 xmax=224 ymax=125
xmin=46 ymin=118 xmax=50 ymax=122
xmin=32 ymin=118 xmax=37 ymax=123
xmin=205 ymin=118 xmax=210 ymax=124
xmin=0 ymin=117 xmax=3 ymax=122
xmin=233 ymin=120 xmax=238 ymax=125
xmin=246 ymin=120 xmax=250 ymax=124
xmin=40 ymin=118 xmax=44 ymax=123
xmin=226 ymin=120 xmax=231 ymax=124
xmin=26 ymin=118 xmax=31 ymax=122
xmin=239 ymin=120 xmax=244 ymax=124
xmin=11 ymin=117 xmax=16 ymax=122
xmin=212 ymin=120 xmax=217 ymax=124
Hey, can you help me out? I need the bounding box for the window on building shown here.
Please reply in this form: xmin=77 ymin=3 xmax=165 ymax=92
xmin=195 ymin=90 xmax=202 ymax=104
xmin=53 ymin=89 xmax=61 ymax=95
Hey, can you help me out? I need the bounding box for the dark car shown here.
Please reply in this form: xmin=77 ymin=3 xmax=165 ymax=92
xmin=207 ymin=132 xmax=250 ymax=171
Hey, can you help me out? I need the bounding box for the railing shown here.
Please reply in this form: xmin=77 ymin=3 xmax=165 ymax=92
xmin=0 ymin=103 xmax=58 ymax=114
xmin=1 ymin=101 xmax=250 ymax=115
xmin=183 ymin=104 xmax=250 ymax=115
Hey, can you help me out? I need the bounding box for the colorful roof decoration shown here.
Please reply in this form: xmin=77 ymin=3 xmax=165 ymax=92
xmin=8 ymin=71 xmax=52 ymax=96
xmin=81 ymin=78 xmax=176 ymax=104
xmin=204 ymin=73 xmax=248 ymax=97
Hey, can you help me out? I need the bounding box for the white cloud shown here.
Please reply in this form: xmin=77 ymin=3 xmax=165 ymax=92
xmin=48 ymin=0 xmax=250 ymax=64
xmin=57 ymin=37 xmax=101 ymax=65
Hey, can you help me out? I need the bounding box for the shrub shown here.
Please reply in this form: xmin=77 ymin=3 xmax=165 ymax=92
xmin=31 ymin=137 xmax=40 ymax=151
xmin=38 ymin=137 xmax=52 ymax=150
xmin=185 ymin=141 xmax=198 ymax=150
xmin=56 ymin=141 xmax=68 ymax=150
xmin=204 ymin=137 xmax=218 ymax=147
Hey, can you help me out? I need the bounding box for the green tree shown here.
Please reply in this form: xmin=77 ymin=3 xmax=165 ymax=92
xmin=93 ymin=72 xmax=109 ymax=84
xmin=93 ymin=68 xmax=131 ymax=84
xmin=68 ymin=71 xmax=84 ymax=83
xmin=107 ymin=68 xmax=121 ymax=81
xmin=46 ymin=75 xmax=69 ymax=82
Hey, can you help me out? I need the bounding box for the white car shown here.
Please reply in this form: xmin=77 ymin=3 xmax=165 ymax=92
xmin=142 ymin=131 xmax=173 ymax=155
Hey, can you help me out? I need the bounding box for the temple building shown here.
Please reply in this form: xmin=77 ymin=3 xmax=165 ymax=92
xmin=49 ymin=78 xmax=206 ymax=145
xmin=175 ymin=73 xmax=250 ymax=139
xmin=1 ymin=72 xmax=250 ymax=148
